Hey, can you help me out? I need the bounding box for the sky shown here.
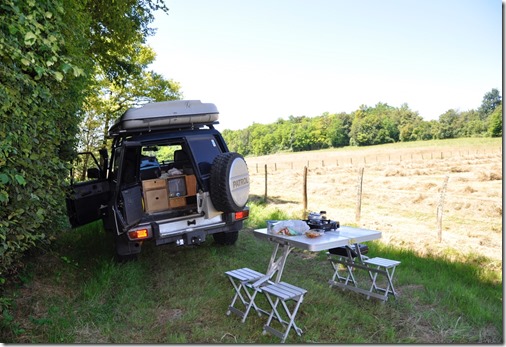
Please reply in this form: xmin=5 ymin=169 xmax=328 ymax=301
xmin=146 ymin=0 xmax=502 ymax=131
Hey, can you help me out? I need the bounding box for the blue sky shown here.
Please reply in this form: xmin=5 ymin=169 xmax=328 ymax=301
xmin=146 ymin=0 xmax=502 ymax=131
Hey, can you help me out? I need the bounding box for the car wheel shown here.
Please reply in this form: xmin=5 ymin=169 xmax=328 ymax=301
xmin=114 ymin=234 xmax=139 ymax=263
xmin=213 ymin=231 xmax=239 ymax=245
xmin=210 ymin=152 xmax=250 ymax=212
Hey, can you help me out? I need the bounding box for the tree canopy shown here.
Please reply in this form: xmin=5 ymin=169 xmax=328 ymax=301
xmin=223 ymin=89 xmax=502 ymax=156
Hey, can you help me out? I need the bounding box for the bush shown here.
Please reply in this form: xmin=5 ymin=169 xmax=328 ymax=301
xmin=0 ymin=0 xmax=89 ymax=278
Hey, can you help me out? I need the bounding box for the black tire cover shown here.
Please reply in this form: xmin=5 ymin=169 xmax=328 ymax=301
xmin=210 ymin=152 xmax=249 ymax=212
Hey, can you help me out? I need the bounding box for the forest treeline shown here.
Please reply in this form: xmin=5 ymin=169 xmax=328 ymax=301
xmin=223 ymin=89 xmax=502 ymax=156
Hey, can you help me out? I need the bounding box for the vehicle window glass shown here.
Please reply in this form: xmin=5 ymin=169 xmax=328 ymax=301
xmin=111 ymin=147 xmax=122 ymax=179
xmin=120 ymin=146 xmax=141 ymax=186
xmin=187 ymin=136 xmax=223 ymax=175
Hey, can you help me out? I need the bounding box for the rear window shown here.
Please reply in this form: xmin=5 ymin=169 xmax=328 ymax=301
xmin=187 ymin=137 xmax=223 ymax=171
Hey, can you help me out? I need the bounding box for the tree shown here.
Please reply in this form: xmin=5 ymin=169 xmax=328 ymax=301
xmin=488 ymin=104 xmax=502 ymax=137
xmin=86 ymin=0 xmax=169 ymax=82
xmin=76 ymin=44 xmax=181 ymax=179
xmin=479 ymin=88 xmax=502 ymax=119
xmin=327 ymin=113 xmax=348 ymax=147
xmin=438 ymin=109 xmax=460 ymax=139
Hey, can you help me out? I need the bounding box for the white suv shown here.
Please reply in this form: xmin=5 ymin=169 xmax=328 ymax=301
xmin=66 ymin=100 xmax=250 ymax=261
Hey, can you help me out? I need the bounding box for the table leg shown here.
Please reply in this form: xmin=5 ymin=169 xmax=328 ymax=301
xmin=253 ymin=243 xmax=294 ymax=287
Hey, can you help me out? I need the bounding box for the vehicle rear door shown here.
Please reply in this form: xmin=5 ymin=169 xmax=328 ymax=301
xmin=66 ymin=152 xmax=109 ymax=228
xmin=111 ymin=141 xmax=144 ymax=233
xmin=186 ymin=135 xmax=224 ymax=191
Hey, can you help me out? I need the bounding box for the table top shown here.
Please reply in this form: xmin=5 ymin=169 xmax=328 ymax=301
xmin=253 ymin=226 xmax=382 ymax=252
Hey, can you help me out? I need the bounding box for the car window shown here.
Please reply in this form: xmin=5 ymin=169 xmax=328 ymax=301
xmin=187 ymin=136 xmax=223 ymax=175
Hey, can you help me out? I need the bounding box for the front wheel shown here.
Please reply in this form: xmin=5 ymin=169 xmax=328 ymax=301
xmin=213 ymin=231 xmax=239 ymax=245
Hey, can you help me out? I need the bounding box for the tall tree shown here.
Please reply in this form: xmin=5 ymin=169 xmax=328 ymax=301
xmin=77 ymin=44 xmax=182 ymax=179
xmin=479 ymin=88 xmax=502 ymax=119
xmin=86 ymin=0 xmax=169 ymax=82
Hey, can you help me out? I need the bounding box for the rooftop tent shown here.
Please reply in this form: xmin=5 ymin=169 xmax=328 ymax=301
xmin=109 ymin=100 xmax=219 ymax=137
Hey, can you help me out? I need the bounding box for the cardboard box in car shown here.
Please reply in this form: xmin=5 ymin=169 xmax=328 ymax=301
xmin=142 ymin=178 xmax=166 ymax=191
xmin=185 ymin=175 xmax=197 ymax=196
xmin=169 ymin=197 xmax=186 ymax=208
xmin=144 ymin=188 xmax=169 ymax=213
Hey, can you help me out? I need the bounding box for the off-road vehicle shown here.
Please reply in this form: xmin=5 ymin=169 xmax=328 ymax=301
xmin=66 ymin=100 xmax=250 ymax=260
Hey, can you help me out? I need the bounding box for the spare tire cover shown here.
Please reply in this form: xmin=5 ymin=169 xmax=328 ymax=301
xmin=210 ymin=152 xmax=250 ymax=212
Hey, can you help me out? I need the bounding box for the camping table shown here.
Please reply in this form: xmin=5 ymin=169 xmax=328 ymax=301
xmin=252 ymin=226 xmax=382 ymax=287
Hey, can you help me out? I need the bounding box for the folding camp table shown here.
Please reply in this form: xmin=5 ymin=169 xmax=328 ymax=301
xmin=252 ymin=226 xmax=383 ymax=287
xmin=250 ymin=226 xmax=383 ymax=342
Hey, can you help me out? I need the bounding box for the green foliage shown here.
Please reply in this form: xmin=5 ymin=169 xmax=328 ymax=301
xmin=86 ymin=0 xmax=169 ymax=82
xmin=225 ymin=89 xmax=501 ymax=157
xmin=488 ymin=104 xmax=502 ymax=137
xmin=479 ymin=88 xmax=502 ymax=119
xmin=75 ymin=44 xmax=182 ymax=178
xmin=0 ymin=0 xmax=91 ymax=276
xmin=0 ymin=0 xmax=172 ymax=279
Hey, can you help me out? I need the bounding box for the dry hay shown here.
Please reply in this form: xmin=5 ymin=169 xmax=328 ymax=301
xmin=246 ymin=143 xmax=502 ymax=269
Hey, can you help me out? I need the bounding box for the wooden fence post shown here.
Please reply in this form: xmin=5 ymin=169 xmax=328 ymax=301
xmin=302 ymin=166 xmax=308 ymax=218
xmin=437 ymin=175 xmax=449 ymax=242
xmin=355 ymin=167 xmax=364 ymax=225
xmin=264 ymin=164 xmax=268 ymax=202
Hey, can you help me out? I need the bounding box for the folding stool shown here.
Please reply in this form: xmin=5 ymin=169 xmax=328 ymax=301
xmin=363 ymin=257 xmax=401 ymax=301
xmin=327 ymin=244 xmax=369 ymax=287
xmin=261 ymin=281 xmax=307 ymax=343
xmin=225 ymin=267 xmax=267 ymax=322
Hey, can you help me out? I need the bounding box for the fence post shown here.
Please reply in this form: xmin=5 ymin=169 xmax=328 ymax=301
xmin=302 ymin=166 xmax=308 ymax=218
xmin=264 ymin=164 xmax=268 ymax=202
xmin=355 ymin=167 xmax=364 ymax=225
xmin=437 ymin=175 xmax=449 ymax=243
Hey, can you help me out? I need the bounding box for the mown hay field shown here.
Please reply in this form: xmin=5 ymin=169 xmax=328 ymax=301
xmin=245 ymin=138 xmax=502 ymax=271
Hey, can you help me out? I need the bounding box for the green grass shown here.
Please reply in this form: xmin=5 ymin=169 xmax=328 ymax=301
xmin=0 ymin=209 xmax=502 ymax=343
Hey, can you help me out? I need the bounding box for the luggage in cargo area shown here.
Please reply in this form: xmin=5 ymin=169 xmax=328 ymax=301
xmin=142 ymin=175 xmax=197 ymax=213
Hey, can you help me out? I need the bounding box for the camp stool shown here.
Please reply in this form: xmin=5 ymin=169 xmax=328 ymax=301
xmin=327 ymin=244 xmax=369 ymax=287
xmin=363 ymin=257 xmax=401 ymax=301
xmin=225 ymin=267 xmax=267 ymax=322
xmin=261 ymin=281 xmax=307 ymax=343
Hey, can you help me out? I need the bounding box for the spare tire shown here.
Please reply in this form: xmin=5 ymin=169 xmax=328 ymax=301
xmin=210 ymin=152 xmax=250 ymax=212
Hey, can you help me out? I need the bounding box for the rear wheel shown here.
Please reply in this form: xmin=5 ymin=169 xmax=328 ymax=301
xmin=213 ymin=231 xmax=239 ymax=245
xmin=114 ymin=233 xmax=140 ymax=262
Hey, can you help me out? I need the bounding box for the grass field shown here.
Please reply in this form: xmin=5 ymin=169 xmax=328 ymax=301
xmin=246 ymin=138 xmax=502 ymax=271
xmin=0 ymin=138 xmax=502 ymax=343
